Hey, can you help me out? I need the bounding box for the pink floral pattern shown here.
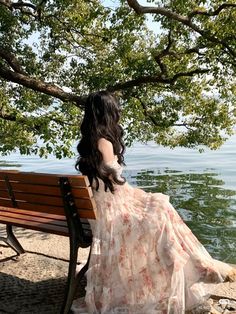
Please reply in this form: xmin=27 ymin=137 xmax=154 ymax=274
xmin=72 ymin=160 xmax=233 ymax=314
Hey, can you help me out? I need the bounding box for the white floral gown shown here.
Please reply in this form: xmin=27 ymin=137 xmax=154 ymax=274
xmin=72 ymin=159 xmax=233 ymax=314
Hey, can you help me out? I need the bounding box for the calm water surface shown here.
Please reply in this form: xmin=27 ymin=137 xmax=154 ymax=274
xmin=1 ymin=136 xmax=236 ymax=263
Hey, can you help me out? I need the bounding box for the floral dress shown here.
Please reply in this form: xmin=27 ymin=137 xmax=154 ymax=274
xmin=71 ymin=159 xmax=233 ymax=314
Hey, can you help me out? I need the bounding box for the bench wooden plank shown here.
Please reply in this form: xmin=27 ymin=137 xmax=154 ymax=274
xmin=0 ymin=200 xmax=96 ymax=219
xmin=0 ymin=215 xmax=69 ymax=235
xmin=0 ymin=206 xmax=91 ymax=230
xmin=6 ymin=183 xmax=62 ymax=196
xmin=0 ymin=202 xmax=96 ymax=221
xmin=0 ymin=172 xmax=90 ymax=187
xmin=0 ymin=211 xmax=67 ymax=227
xmin=0 ymin=181 xmax=6 ymax=190
xmin=0 ymin=194 xmax=96 ymax=210
xmin=0 ymin=199 xmax=65 ymax=215
xmin=76 ymin=209 xmax=96 ymax=219
xmin=1 ymin=182 xmax=93 ymax=198
xmin=0 ymin=192 xmax=63 ymax=206
xmin=0 ymin=206 xmax=66 ymax=220
xmin=0 ymin=213 xmax=91 ymax=234
xmin=0 ymin=198 xmax=15 ymax=208
xmin=72 ymin=187 xmax=93 ymax=198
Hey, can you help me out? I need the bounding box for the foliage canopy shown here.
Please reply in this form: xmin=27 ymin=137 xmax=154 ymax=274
xmin=0 ymin=0 xmax=235 ymax=157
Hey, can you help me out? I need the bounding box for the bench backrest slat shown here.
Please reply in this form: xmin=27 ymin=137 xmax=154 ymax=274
xmin=0 ymin=182 xmax=92 ymax=198
xmin=0 ymin=171 xmax=96 ymax=220
xmin=0 ymin=206 xmax=66 ymax=220
xmin=0 ymin=191 xmax=95 ymax=209
xmin=0 ymin=172 xmax=89 ymax=187
xmin=0 ymin=215 xmax=69 ymax=235
xmin=0 ymin=210 xmax=67 ymax=227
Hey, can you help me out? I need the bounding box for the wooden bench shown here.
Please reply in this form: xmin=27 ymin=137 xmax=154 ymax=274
xmin=0 ymin=170 xmax=96 ymax=314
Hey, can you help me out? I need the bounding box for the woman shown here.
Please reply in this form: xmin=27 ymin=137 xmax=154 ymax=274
xmin=73 ymin=91 xmax=235 ymax=314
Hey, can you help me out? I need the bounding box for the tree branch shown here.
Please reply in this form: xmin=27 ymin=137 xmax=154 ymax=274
xmin=0 ymin=111 xmax=17 ymax=122
xmin=0 ymin=61 xmax=209 ymax=105
xmin=0 ymin=107 xmax=76 ymax=129
xmin=189 ymin=3 xmax=236 ymax=19
xmin=0 ymin=0 xmax=47 ymax=19
xmin=166 ymin=68 xmax=209 ymax=83
xmin=127 ymin=0 xmax=236 ymax=58
xmin=0 ymin=65 xmax=86 ymax=107
xmin=135 ymin=97 xmax=194 ymax=131
xmin=108 ymin=68 xmax=209 ymax=91
xmin=0 ymin=0 xmax=36 ymax=10
xmin=0 ymin=47 xmax=27 ymax=74
xmin=0 ymin=41 xmax=209 ymax=103
xmin=154 ymin=30 xmax=172 ymax=75
xmin=0 ymin=0 xmax=13 ymax=10
xmin=49 ymin=14 xmax=109 ymax=44
xmin=127 ymin=0 xmax=189 ymax=24
xmin=11 ymin=1 xmax=36 ymax=10
xmin=138 ymin=97 xmax=159 ymax=126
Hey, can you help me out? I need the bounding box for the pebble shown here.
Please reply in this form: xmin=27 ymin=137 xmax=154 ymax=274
xmin=209 ymin=299 xmax=236 ymax=314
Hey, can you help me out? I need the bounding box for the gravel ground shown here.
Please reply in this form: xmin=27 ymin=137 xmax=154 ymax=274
xmin=0 ymin=225 xmax=89 ymax=314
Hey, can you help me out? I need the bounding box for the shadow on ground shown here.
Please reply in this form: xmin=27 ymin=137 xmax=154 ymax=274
xmin=0 ymin=273 xmax=66 ymax=314
xmin=0 ymin=248 xmax=86 ymax=314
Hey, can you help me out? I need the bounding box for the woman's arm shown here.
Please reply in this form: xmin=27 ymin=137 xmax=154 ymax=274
xmin=98 ymin=138 xmax=116 ymax=163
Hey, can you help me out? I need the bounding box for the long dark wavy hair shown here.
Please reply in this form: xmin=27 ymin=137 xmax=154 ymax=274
xmin=75 ymin=91 xmax=126 ymax=192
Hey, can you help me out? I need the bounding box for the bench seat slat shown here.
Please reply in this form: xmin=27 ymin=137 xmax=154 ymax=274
xmin=0 ymin=215 xmax=69 ymax=236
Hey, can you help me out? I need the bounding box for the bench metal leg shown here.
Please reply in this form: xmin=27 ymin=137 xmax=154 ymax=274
xmin=61 ymin=243 xmax=92 ymax=314
xmin=0 ymin=225 xmax=25 ymax=255
xmin=60 ymin=238 xmax=80 ymax=314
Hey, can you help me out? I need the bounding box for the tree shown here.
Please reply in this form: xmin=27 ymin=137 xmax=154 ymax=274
xmin=0 ymin=0 xmax=235 ymax=158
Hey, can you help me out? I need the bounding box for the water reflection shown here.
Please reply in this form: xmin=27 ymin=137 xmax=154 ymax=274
xmin=1 ymin=158 xmax=236 ymax=263
xmin=0 ymin=161 xmax=21 ymax=168
xmin=129 ymin=169 xmax=236 ymax=263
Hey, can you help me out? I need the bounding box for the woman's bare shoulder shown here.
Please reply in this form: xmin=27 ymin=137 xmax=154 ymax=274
xmin=98 ymin=138 xmax=115 ymax=163
xmin=98 ymin=137 xmax=112 ymax=146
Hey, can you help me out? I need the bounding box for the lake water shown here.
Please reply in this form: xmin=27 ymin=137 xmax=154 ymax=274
xmin=0 ymin=136 xmax=236 ymax=263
